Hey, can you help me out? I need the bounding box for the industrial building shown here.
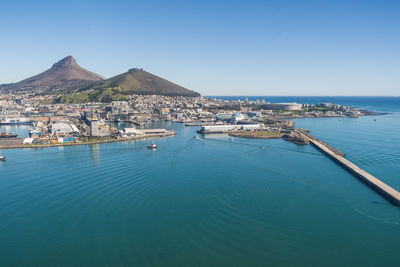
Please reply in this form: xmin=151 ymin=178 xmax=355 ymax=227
xmin=259 ymin=103 xmax=302 ymax=111
xmin=90 ymin=117 xmax=100 ymax=137
xmin=51 ymin=122 xmax=79 ymax=136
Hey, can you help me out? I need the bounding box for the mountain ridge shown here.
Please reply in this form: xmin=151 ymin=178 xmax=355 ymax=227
xmin=1 ymin=56 xmax=201 ymax=101
xmin=77 ymin=68 xmax=200 ymax=96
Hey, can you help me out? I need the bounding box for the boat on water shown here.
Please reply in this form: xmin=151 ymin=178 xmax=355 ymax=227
xmin=147 ymin=143 xmax=158 ymax=149
xmin=0 ymin=132 xmax=18 ymax=138
xmin=0 ymin=155 xmax=6 ymax=161
xmin=0 ymin=118 xmax=34 ymax=125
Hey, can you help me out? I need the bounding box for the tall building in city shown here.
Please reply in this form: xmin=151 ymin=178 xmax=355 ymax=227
xmin=90 ymin=116 xmax=99 ymax=137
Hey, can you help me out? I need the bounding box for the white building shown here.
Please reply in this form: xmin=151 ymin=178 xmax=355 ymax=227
xmin=199 ymin=124 xmax=261 ymax=133
xmin=121 ymin=128 xmax=145 ymax=137
xmin=23 ymin=138 xmax=34 ymax=144
xmin=230 ymin=113 xmax=245 ymax=123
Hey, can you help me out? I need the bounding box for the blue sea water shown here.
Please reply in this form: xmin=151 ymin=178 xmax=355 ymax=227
xmin=0 ymin=97 xmax=400 ymax=266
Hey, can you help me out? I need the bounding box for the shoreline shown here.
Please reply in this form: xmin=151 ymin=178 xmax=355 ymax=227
xmin=0 ymin=132 xmax=176 ymax=150
xmin=273 ymin=110 xmax=388 ymax=120
xmin=228 ymin=131 xmax=283 ymax=139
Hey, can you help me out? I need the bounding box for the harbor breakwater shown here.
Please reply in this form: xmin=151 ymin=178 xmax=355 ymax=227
xmin=295 ymin=130 xmax=400 ymax=206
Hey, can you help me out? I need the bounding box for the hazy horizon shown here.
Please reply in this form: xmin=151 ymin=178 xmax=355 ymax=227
xmin=1 ymin=0 xmax=399 ymax=96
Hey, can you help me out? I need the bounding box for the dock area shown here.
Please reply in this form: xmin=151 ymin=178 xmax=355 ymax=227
xmin=295 ymin=130 xmax=400 ymax=206
xmin=185 ymin=122 xmax=221 ymax=127
xmin=0 ymin=132 xmax=176 ymax=150
xmin=0 ymin=138 xmax=24 ymax=147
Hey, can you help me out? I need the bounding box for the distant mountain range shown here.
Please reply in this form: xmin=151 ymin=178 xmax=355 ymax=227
xmin=0 ymin=56 xmax=200 ymax=102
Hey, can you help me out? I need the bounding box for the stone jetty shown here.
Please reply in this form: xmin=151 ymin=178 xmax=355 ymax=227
xmin=295 ymin=130 xmax=400 ymax=206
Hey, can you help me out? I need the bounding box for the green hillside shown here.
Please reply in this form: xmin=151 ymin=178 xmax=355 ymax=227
xmin=55 ymin=68 xmax=200 ymax=103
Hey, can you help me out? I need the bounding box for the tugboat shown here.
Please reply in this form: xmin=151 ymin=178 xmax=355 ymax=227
xmin=147 ymin=142 xmax=158 ymax=149
xmin=0 ymin=132 xmax=18 ymax=138
xmin=0 ymin=155 xmax=6 ymax=161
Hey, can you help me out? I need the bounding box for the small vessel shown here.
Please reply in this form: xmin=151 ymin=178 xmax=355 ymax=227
xmin=261 ymin=145 xmax=265 ymax=149
xmin=0 ymin=118 xmax=34 ymax=125
xmin=0 ymin=132 xmax=18 ymax=138
xmin=147 ymin=143 xmax=158 ymax=149
xmin=0 ymin=155 xmax=6 ymax=161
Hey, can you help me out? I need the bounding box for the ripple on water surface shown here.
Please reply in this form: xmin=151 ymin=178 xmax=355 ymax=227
xmin=1 ymin=107 xmax=400 ymax=266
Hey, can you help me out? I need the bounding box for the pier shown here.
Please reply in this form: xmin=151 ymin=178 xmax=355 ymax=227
xmin=295 ymin=130 xmax=400 ymax=206
xmin=0 ymin=132 xmax=176 ymax=150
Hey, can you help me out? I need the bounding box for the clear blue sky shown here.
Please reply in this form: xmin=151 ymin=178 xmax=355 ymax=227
xmin=1 ymin=0 xmax=399 ymax=96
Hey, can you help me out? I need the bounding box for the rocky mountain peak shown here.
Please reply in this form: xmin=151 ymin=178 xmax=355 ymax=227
xmin=52 ymin=56 xmax=78 ymax=68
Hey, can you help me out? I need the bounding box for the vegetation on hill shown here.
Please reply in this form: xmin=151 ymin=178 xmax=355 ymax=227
xmin=54 ymin=87 xmax=129 ymax=103
xmin=55 ymin=68 xmax=200 ymax=103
